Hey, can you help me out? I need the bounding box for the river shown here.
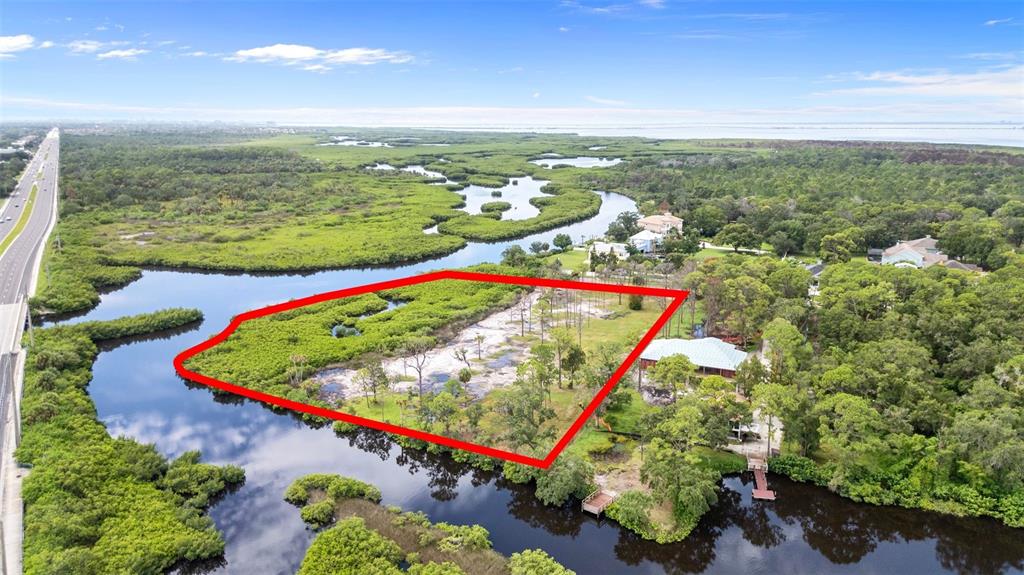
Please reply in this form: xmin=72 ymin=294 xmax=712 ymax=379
xmin=49 ymin=190 xmax=1023 ymax=574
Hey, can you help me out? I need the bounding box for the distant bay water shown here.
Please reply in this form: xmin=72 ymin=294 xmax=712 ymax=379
xmin=418 ymin=123 xmax=1024 ymax=147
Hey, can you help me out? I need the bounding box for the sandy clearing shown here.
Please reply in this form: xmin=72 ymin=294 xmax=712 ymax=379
xmin=312 ymin=287 xmax=618 ymax=405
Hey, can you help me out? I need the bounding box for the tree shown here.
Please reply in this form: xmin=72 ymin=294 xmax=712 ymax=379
xmin=561 ymin=345 xmax=586 ymax=389
xmin=690 ymin=205 xmax=727 ymax=237
xmin=534 ymin=452 xmax=594 ymax=505
xmin=751 ymin=382 xmax=798 ymax=458
xmin=733 ymin=356 xmax=769 ymax=398
xmin=940 ymin=218 xmax=1013 ymax=269
xmin=552 ymin=233 xmax=573 ymax=252
xmin=509 ymin=550 xmax=575 ymax=575
xmin=475 ymin=334 xmax=484 ymax=360
xmin=402 ymin=337 xmax=434 ymax=407
xmin=501 ymin=245 xmax=530 ymax=267
xmin=647 ymin=354 xmax=697 ymax=396
xmin=640 ymin=439 xmax=719 ymax=528
xmin=662 ymin=227 xmax=701 ymax=259
xmin=496 ymin=383 xmax=555 ymax=452
xmin=529 ymin=241 xmax=550 ymax=255
xmin=606 ymin=211 xmax=641 ymax=241
xmin=654 ymin=401 xmax=706 ymax=450
xmin=714 ymin=223 xmax=760 ymax=252
xmin=427 ymin=391 xmax=459 ymax=433
xmin=452 ymin=348 xmax=471 ymax=369
xmin=354 ymin=360 xmax=390 ymax=407
xmin=814 ymin=393 xmax=889 ymax=482
xmin=819 ymin=232 xmax=857 ymax=264
xmin=551 ymin=327 xmax=574 ymax=388
xmin=696 ymin=376 xmax=751 ymax=448
xmin=465 ymin=402 xmax=484 ymax=431
xmin=722 ymin=276 xmax=773 ymax=346
xmin=767 ymin=220 xmax=806 ymax=257
xmin=761 ymin=317 xmax=811 ymax=381
xmin=288 ymin=354 xmax=308 ymax=386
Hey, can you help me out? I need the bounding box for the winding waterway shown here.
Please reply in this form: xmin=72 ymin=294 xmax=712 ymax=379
xmin=49 ymin=190 xmax=1023 ymax=574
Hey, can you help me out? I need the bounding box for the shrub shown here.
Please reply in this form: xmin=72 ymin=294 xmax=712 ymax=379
xmin=509 ymin=549 xmax=575 ymax=575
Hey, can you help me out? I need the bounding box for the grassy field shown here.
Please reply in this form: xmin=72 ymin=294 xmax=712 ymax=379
xmin=543 ymin=248 xmax=588 ymax=271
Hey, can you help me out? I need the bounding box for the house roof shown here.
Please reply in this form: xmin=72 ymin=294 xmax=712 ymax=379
xmin=883 ymin=236 xmax=939 ymax=257
xmin=939 ymin=260 xmax=982 ymax=272
xmin=630 ymin=230 xmax=662 ymax=241
xmin=640 ymin=337 xmax=749 ymax=372
xmin=638 ymin=213 xmax=683 ymax=227
xmin=804 ymin=262 xmax=825 ymax=277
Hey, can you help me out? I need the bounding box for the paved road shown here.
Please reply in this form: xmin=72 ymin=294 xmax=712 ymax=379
xmin=0 ymin=128 xmax=58 ymax=575
xmin=0 ymin=129 xmax=60 ymax=304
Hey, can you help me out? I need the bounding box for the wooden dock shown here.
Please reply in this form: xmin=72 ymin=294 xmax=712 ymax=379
xmin=582 ymin=489 xmax=618 ymax=516
xmin=748 ymin=456 xmax=777 ymax=501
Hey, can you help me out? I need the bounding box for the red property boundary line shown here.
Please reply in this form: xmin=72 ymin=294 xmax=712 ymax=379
xmin=173 ymin=270 xmax=689 ymax=469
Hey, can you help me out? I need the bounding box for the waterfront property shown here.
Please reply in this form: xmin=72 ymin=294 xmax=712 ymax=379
xmin=638 ymin=212 xmax=684 ymax=234
xmin=639 ymin=337 xmax=749 ymax=378
xmin=629 ymin=229 xmax=662 ymax=254
xmin=590 ymin=240 xmax=629 ymax=258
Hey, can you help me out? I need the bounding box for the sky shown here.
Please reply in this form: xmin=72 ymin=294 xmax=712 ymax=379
xmin=1 ymin=1 xmax=1022 ymax=131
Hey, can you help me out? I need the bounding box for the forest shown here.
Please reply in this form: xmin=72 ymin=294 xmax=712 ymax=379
xmin=585 ymin=145 xmax=1024 ymax=269
xmin=17 ymin=309 xmax=244 ymax=574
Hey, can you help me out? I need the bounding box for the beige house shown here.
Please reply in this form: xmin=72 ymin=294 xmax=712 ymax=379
xmin=881 ymin=236 xmax=947 ymax=268
xmin=638 ymin=212 xmax=684 ymax=234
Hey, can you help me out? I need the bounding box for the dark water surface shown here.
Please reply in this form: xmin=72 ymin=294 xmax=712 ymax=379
xmin=51 ymin=191 xmax=1023 ymax=574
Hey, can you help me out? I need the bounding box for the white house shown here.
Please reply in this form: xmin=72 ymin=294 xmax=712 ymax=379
xmin=638 ymin=212 xmax=684 ymax=234
xmin=591 ymin=241 xmax=629 ymax=258
xmin=881 ymin=236 xmax=947 ymax=268
xmin=629 ymin=230 xmax=662 ymax=254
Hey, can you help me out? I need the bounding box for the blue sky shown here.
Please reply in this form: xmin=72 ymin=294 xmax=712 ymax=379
xmin=1 ymin=1 xmax=1021 ymax=127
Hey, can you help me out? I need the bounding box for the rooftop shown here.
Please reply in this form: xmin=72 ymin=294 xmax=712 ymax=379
xmin=630 ymin=229 xmax=662 ymax=241
xmin=640 ymin=337 xmax=749 ymax=372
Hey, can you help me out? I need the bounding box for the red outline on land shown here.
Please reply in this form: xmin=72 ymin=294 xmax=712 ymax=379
xmin=174 ymin=270 xmax=688 ymax=469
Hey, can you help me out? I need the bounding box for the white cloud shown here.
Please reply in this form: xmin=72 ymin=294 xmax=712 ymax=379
xmin=96 ymin=48 xmax=149 ymax=60
xmin=322 ymin=47 xmax=411 ymax=65
xmin=183 ymin=51 xmax=208 ymax=57
xmin=95 ymin=25 xmax=108 ymax=31
xmin=816 ymin=66 xmax=1024 ymax=99
xmin=959 ymin=52 xmax=1021 ymax=61
xmin=985 ymin=18 xmax=1014 ymax=26
xmin=156 ymin=40 xmax=176 ymax=46
xmin=559 ymin=26 xmax=570 ymax=32
xmin=0 ymin=34 xmax=36 ymax=56
xmin=38 ymin=40 xmax=54 ymax=49
xmin=638 ymin=0 xmax=665 ymax=8
xmin=585 ymin=95 xmax=628 ymax=106
xmin=228 ymin=43 xmax=412 ymax=70
xmin=533 ymin=91 xmax=541 ymax=98
xmin=67 ymin=39 xmax=104 ymax=53
xmin=229 ymin=43 xmax=324 ymax=62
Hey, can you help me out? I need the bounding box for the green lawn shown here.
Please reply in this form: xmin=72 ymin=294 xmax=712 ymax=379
xmin=542 ymin=248 xmax=588 ymax=271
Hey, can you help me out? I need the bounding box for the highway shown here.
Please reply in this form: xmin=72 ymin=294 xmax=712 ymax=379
xmin=0 ymin=128 xmax=59 ymax=575
xmin=0 ymin=129 xmax=60 ymax=305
